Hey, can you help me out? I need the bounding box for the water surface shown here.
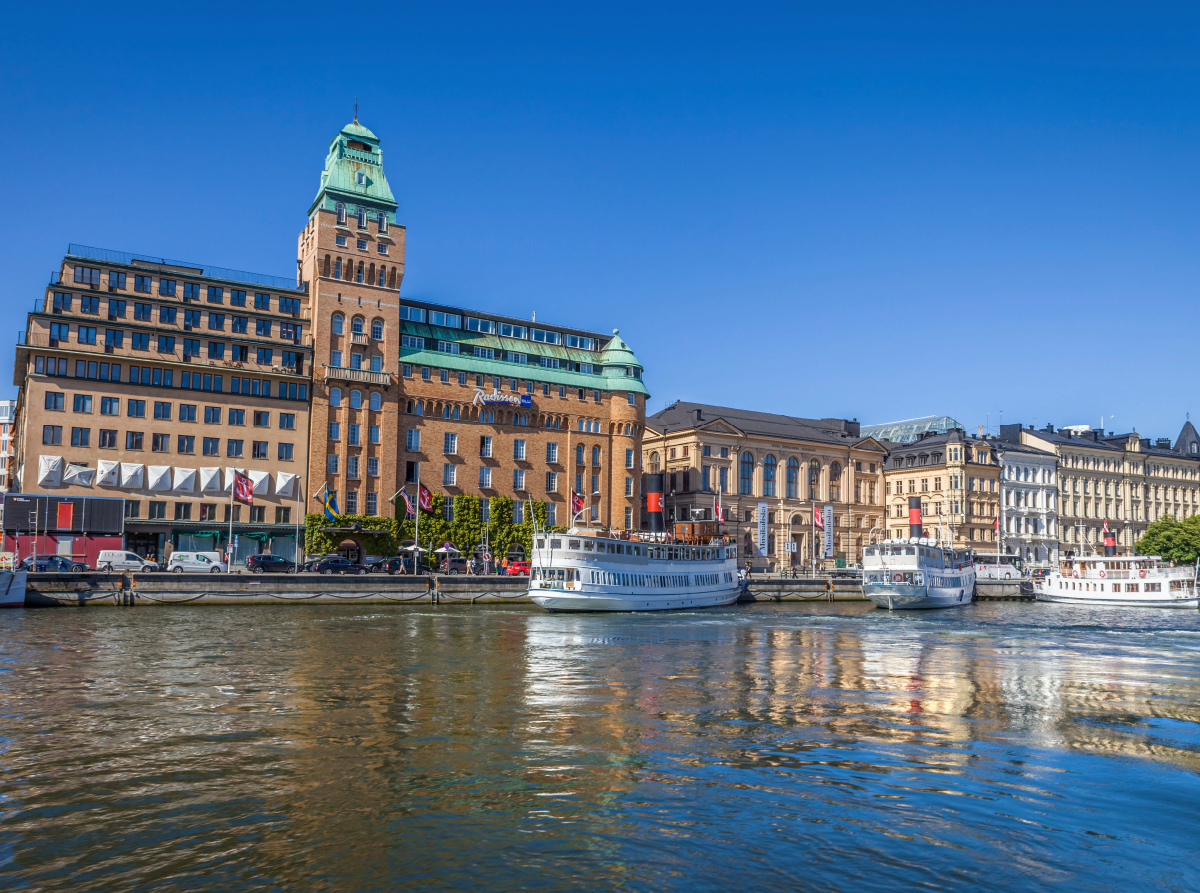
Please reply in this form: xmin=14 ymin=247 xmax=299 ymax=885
xmin=1 ymin=601 xmax=1198 ymax=891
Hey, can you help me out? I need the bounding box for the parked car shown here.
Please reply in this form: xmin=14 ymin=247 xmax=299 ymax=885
xmin=246 ymin=554 xmax=299 ymax=574
xmin=308 ymin=556 xmax=367 ymax=575
xmin=97 ymin=550 xmax=159 ymax=573
xmin=21 ymin=554 xmax=89 ymax=573
xmin=439 ymin=556 xmax=469 ymax=575
xmin=367 ymin=556 xmax=413 ymax=575
xmin=168 ymin=551 xmax=227 ymax=574
xmin=1030 ymin=568 xmax=1052 ymax=579
xmin=504 ymin=560 xmax=532 ymax=576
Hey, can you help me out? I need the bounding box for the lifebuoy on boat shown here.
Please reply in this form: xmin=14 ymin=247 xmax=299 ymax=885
xmin=1139 ymin=569 xmax=1146 ymax=578
xmin=893 ymin=573 xmax=903 ymax=583
xmin=1072 ymin=570 xmax=1079 ymax=578
xmin=1099 ymin=570 xmax=1106 ymax=578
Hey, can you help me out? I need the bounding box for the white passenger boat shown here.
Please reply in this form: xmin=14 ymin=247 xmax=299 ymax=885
xmin=528 ymin=527 xmax=742 ymax=613
xmin=862 ymin=538 xmax=976 ymax=610
xmin=1034 ymin=555 xmax=1197 ymax=608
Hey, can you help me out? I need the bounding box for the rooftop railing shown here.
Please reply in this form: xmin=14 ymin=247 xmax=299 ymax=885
xmin=65 ymin=244 xmax=301 ymax=291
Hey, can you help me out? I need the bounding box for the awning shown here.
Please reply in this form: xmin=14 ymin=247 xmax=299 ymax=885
xmin=173 ymin=467 xmax=197 ymax=493
xmin=97 ymin=460 xmax=120 ymax=487
xmin=275 ymin=472 xmax=298 ymax=498
xmin=62 ymin=464 xmax=95 ymax=487
xmin=147 ymin=465 xmax=172 ymax=492
xmin=248 ymin=469 xmax=270 ymax=495
xmin=199 ymin=467 xmax=222 ymax=493
xmin=37 ymin=455 xmax=63 ymax=488
xmin=120 ymin=463 xmax=144 ymax=488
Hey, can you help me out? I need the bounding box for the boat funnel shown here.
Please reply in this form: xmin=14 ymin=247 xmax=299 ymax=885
xmin=646 ymin=473 xmax=665 ymax=533
xmin=908 ymin=496 xmax=924 ymax=539
xmin=1104 ymin=525 xmax=1117 ymax=556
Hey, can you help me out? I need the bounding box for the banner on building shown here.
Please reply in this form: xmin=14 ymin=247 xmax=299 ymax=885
xmin=757 ymin=502 xmax=769 ymax=557
xmin=823 ymin=505 xmax=834 ymax=557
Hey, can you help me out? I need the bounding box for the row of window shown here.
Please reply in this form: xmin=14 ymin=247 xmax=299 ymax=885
xmin=334 ymin=203 xmax=389 ymax=233
xmin=328 ymin=389 xmax=382 ymax=411
xmin=34 ymin=357 xmax=309 ymax=400
xmin=124 ymin=501 xmax=290 ymax=523
xmin=318 ymin=488 xmax=380 ymax=518
xmin=333 ymin=235 xmax=389 ymax=255
xmin=324 ymin=455 xmax=381 ymax=477
xmin=330 ymin=315 xmax=384 ymax=339
xmin=52 ymin=294 xmax=303 ymax=338
xmin=48 ymin=326 xmax=303 ymax=365
xmin=322 ymin=256 xmax=397 ymax=288
xmin=42 ymin=426 xmax=294 ymax=459
xmin=68 ymin=270 xmax=301 ymax=313
xmin=326 ymin=422 xmax=382 ymax=445
xmin=329 ymin=350 xmax=383 ymax=373
xmin=44 ymin=393 xmax=295 ymax=428
xmin=399 ymin=335 xmax=599 ymax=375
xmin=402 ymin=431 xmax=628 ymax=468
xmin=402 ymin=366 xmax=635 ymax=408
xmin=397 ymin=305 xmax=597 ymax=351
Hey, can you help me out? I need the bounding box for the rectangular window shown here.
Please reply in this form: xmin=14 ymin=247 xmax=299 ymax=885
xmin=429 ymin=311 xmax=461 ymax=328
xmin=252 ymin=441 xmax=268 ymax=459
xmin=229 ymin=290 xmax=246 ymax=307
xmin=73 ymin=394 xmax=92 ymax=413
xmin=348 ymin=424 xmax=360 ymax=446
xmin=152 ymin=433 xmax=170 ymax=452
xmin=177 ymin=435 xmax=195 ymax=454
xmin=127 ymin=399 xmax=145 ymax=418
xmin=147 ymin=501 xmax=166 ymax=520
xmin=444 ymin=432 xmax=457 ymax=454
xmin=207 ymin=286 xmax=223 ymax=303
xmin=153 ymin=401 xmax=171 ymax=420
xmin=367 ymin=457 xmax=379 ymax=476
xmin=546 ymin=472 xmax=557 ymax=493
xmin=328 ymin=422 xmax=340 ymax=440
xmin=126 ymin=431 xmax=143 ymax=450
xmin=347 ymin=456 xmax=360 ymax=479
xmin=45 ymin=392 xmax=64 ymax=411
xmin=52 ymin=291 xmax=73 ymax=312
xmin=159 ymin=279 xmax=176 ymax=297
xmin=107 ymin=299 xmax=126 ymax=318
xmin=204 ymin=406 xmax=221 ymax=424
xmin=625 ymin=476 xmax=634 ymax=497
xmin=406 ymin=429 xmax=421 ymax=451
xmin=80 ymin=295 xmax=100 ymax=313
xmin=124 ymin=500 xmax=140 ymax=519
xmin=513 ymin=468 xmax=526 ymax=490
xmin=208 ymin=342 xmax=225 ymax=359
xmin=368 ymin=425 xmax=380 ymax=443
xmin=227 ymin=439 xmax=243 ymax=458
xmin=158 ymin=335 xmax=175 ymax=352
xmin=202 ymin=437 xmax=220 ymax=456
xmin=133 ymin=301 xmax=152 ymax=319
xmin=278 ymin=442 xmax=293 ymax=461
xmin=70 ymin=427 xmax=89 ymax=447
xmin=480 ymin=436 xmax=492 ymax=457
xmin=546 ymin=442 xmax=558 ymax=463
xmin=480 ymin=466 xmax=492 ymax=488
xmin=255 ymin=319 xmax=272 ymax=337
xmin=279 ymin=413 xmax=295 ymax=430
xmin=252 ymin=411 xmax=269 ymax=427
xmin=78 ymin=326 xmax=97 ymax=345
xmin=514 ymin=439 xmax=526 ymax=460
xmin=130 ymin=332 xmax=148 ymax=350
xmin=328 ymin=454 xmax=339 ymax=474
xmin=99 ymin=429 xmax=117 ymax=448
xmin=625 ymin=448 xmax=634 ymax=468
xmin=207 ymin=313 xmax=225 ymax=330
xmin=443 ymin=464 xmax=456 ymax=486
xmin=228 ymin=409 xmax=245 ymax=426
xmin=254 ymin=293 xmax=271 ymax=310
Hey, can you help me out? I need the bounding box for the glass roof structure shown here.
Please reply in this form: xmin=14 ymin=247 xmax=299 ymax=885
xmin=861 ymin=415 xmax=963 ymax=444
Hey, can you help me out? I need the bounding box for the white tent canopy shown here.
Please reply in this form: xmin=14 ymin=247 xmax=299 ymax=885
xmin=173 ymin=467 xmax=196 ymax=493
xmin=147 ymin=465 xmax=172 ymax=492
xmin=433 ymin=543 xmax=461 ymax=554
xmin=97 ymin=460 xmax=120 ymax=487
xmin=248 ymin=469 xmax=270 ymax=495
xmin=37 ymin=455 xmax=63 ymax=488
xmin=120 ymin=463 xmax=144 ymax=488
xmin=199 ymin=467 xmax=222 ymax=493
xmin=62 ymin=464 xmax=96 ymax=487
xmin=223 ymin=467 xmax=241 ymax=492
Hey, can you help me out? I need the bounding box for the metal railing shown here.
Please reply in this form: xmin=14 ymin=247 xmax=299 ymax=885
xmin=323 ymin=366 xmax=391 ymax=385
xmin=65 ymin=244 xmax=302 ymax=292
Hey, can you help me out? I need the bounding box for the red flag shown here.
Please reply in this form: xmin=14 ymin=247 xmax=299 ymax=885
xmin=1103 ymin=518 xmax=1110 ymax=533
xmin=233 ymin=472 xmax=254 ymax=506
xmin=571 ymin=490 xmax=584 ymax=515
xmin=418 ymin=483 xmax=433 ymax=512
xmin=813 ymin=505 xmax=824 ymax=530
xmin=714 ymin=494 xmax=723 ymax=524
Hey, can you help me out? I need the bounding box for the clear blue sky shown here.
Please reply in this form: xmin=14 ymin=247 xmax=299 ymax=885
xmin=3 ymin=3 xmax=1198 ymax=440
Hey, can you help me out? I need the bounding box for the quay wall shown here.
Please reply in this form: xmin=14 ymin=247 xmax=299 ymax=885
xmin=21 ymin=574 xmax=1032 ymax=607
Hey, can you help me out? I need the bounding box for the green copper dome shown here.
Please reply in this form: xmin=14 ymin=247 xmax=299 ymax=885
xmin=599 ymin=329 xmax=649 ymax=395
xmin=308 ymin=119 xmax=398 ymax=218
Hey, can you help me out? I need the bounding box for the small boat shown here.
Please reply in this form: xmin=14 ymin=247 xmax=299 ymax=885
xmin=862 ymin=498 xmax=975 ymax=610
xmin=0 ymin=570 xmax=28 ymax=608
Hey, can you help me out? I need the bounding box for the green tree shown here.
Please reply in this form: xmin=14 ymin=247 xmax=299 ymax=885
xmin=1134 ymin=514 xmax=1200 ymax=565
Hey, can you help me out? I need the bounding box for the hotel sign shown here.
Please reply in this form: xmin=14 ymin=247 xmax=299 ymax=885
xmin=472 ymin=387 xmax=533 ymax=408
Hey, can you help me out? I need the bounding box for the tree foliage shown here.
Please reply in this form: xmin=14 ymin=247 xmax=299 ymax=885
xmin=1133 ymin=514 xmax=1200 ymax=565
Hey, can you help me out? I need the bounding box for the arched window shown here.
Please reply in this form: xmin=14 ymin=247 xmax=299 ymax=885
xmin=808 ymin=459 xmax=820 ymax=500
xmin=356 ymin=262 xmax=364 ymax=284
xmin=763 ymin=454 xmax=777 ymax=497
xmin=371 ymin=320 xmax=383 ymax=340
xmin=592 ymin=446 xmax=601 ymax=466
xmin=576 ymin=444 xmax=585 ymax=465
xmin=331 ymin=313 xmax=344 ymax=335
xmin=351 ymin=316 xmax=364 ymax=334
xmin=336 ymin=202 xmax=346 ymax=225
xmin=369 ymin=392 xmax=381 ymax=411
xmin=377 ymin=267 xmax=386 ymax=287
xmin=329 ymin=388 xmax=342 ymax=407
xmin=649 ymin=451 xmax=660 ymax=474
xmin=349 ymin=390 xmax=362 ymax=409
xmin=829 ymin=462 xmax=841 ymax=501
xmin=739 ymin=451 xmax=754 ymax=496
xmin=333 ymin=258 xmax=342 ymax=279
xmin=786 ymin=456 xmax=800 ymax=498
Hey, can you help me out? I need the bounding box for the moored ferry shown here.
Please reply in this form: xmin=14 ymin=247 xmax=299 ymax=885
xmin=861 ymin=499 xmax=975 ymax=610
xmin=1033 ymin=527 xmax=1197 ymax=608
xmin=527 ymin=475 xmax=742 ymax=612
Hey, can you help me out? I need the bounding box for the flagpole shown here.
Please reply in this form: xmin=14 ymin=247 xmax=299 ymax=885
xmin=227 ymin=468 xmax=235 ymax=564
xmin=415 ymin=467 xmax=421 ymax=575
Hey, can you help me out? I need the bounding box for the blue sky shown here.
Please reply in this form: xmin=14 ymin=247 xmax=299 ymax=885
xmin=3 ymin=3 xmax=1199 ymax=439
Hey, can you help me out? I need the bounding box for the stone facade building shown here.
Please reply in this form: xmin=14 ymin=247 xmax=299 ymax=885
xmin=992 ymin=434 xmax=1059 ymax=568
xmin=1014 ymin=422 xmax=1200 ymax=557
xmin=882 ymin=429 xmax=1001 ymax=548
xmin=643 ymin=402 xmax=886 ymax=570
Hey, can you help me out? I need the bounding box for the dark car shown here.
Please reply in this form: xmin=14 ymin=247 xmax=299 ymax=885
xmin=246 ymin=554 xmax=299 ymax=574
xmin=308 ymin=556 xmax=367 ymax=575
xmin=367 ymin=556 xmax=414 ymax=575
xmin=21 ymin=554 xmax=89 ymax=572
xmin=439 ymin=556 xmax=469 ymax=575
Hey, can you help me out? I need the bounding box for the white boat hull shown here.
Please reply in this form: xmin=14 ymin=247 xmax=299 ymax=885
xmin=0 ymin=571 xmax=28 ymax=608
xmin=1035 ymin=592 xmax=1198 ymax=609
xmin=530 ymin=584 xmax=741 ymax=613
xmin=864 ymin=582 xmax=973 ymax=610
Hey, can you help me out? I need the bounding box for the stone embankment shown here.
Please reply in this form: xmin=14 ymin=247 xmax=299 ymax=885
xmin=22 ymin=573 xmax=1033 ymax=607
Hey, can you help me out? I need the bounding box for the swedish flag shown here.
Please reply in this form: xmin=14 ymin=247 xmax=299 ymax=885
xmin=324 ymin=491 xmax=342 ymax=523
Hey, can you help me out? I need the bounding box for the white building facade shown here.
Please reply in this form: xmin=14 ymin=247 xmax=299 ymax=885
xmin=995 ymin=440 xmax=1059 ymax=568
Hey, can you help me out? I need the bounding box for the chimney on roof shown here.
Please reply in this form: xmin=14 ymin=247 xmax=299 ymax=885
xmin=693 ymin=408 xmax=703 ymax=423
xmin=1156 ymin=438 xmax=1171 ymax=448
xmin=1045 ymin=423 xmax=1054 ymax=433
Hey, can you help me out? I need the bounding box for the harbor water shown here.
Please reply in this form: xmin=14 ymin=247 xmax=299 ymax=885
xmin=1 ymin=601 xmax=1198 ymax=891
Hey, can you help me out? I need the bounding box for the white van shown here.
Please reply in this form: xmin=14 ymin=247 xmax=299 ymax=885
xmin=167 ymin=551 xmax=227 ymax=574
xmin=98 ymin=550 xmax=159 ymax=573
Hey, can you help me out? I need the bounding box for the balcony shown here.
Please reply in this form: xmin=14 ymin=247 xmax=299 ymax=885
xmin=350 ymin=332 xmax=369 ymax=346
xmin=323 ymin=365 xmax=391 ymax=386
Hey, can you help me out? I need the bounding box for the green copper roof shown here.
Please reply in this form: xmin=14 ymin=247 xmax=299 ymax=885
xmin=599 ymin=329 xmax=641 ymax=370
xmin=308 ymin=119 xmax=398 ymax=217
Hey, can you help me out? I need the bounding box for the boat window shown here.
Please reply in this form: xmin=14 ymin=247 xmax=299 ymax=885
xmin=568 ymin=540 xmax=580 ymax=550
xmin=905 ymin=548 xmax=916 ymax=555
xmin=608 ymin=544 xmax=615 ymax=553
xmin=536 ymin=538 xmax=545 ymax=549
xmin=584 ymin=541 xmax=593 ymax=551
xmin=550 ymin=539 xmax=562 ymax=550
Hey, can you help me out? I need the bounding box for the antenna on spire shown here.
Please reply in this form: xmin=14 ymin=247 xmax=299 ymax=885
xmin=354 ymin=97 xmax=358 ymax=124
